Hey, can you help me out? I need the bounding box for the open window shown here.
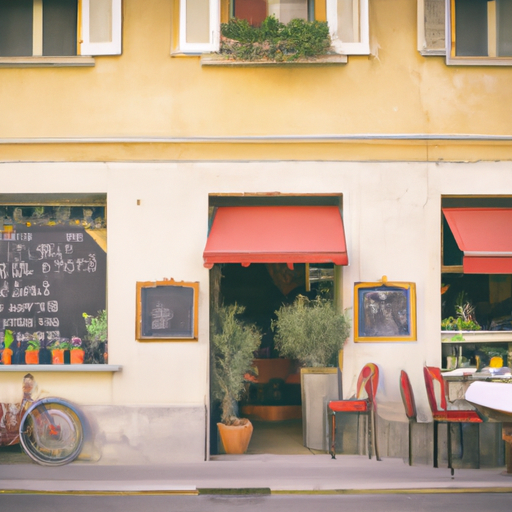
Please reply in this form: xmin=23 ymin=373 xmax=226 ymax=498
xmin=174 ymin=0 xmax=369 ymax=55
xmin=0 ymin=0 xmax=122 ymax=58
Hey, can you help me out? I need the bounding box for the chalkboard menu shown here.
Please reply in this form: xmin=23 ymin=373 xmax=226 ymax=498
xmin=0 ymin=224 xmax=107 ymax=348
xmin=136 ymin=280 xmax=199 ymax=341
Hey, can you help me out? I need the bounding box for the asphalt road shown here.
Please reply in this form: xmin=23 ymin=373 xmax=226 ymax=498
xmin=1 ymin=492 xmax=512 ymax=512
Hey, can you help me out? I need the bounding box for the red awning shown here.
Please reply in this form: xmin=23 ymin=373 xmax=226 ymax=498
xmin=442 ymin=208 xmax=512 ymax=273
xmin=203 ymin=206 xmax=348 ymax=268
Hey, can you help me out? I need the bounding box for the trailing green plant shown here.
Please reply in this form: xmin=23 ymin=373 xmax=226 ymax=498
xmin=220 ymin=16 xmax=331 ymax=61
xmin=211 ymin=303 xmax=262 ymax=425
xmin=441 ymin=292 xmax=481 ymax=331
xmin=272 ymin=294 xmax=351 ymax=367
xmin=83 ymin=310 xmax=108 ymax=363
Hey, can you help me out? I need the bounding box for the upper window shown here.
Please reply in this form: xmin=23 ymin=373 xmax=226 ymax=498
xmin=419 ymin=0 xmax=512 ymax=65
xmin=0 ymin=0 xmax=122 ymax=58
xmin=449 ymin=0 xmax=512 ymax=64
xmin=175 ymin=0 xmax=369 ymax=55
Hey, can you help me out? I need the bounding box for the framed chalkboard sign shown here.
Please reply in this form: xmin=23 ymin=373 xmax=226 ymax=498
xmin=136 ymin=279 xmax=199 ymax=341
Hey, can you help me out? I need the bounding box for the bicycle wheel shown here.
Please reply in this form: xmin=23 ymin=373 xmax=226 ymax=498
xmin=19 ymin=398 xmax=84 ymax=466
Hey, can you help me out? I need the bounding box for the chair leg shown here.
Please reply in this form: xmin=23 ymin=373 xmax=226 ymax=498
xmin=433 ymin=420 xmax=439 ymax=468
xmin=408 ymin=419 xmax=413 ymax=466
xmin=367 ymin=412 xmax=372 ymax=459
xmin=330 ymin=411 xmax=336 ymax=459
xmin=447 ymin=423 xmax=454 ymax=478
xmin=372 ymin=408 xmax=381 ymax=461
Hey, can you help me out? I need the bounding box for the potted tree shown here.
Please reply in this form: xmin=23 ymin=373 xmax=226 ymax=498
xmin=211 ymin=303 xmax=262 ymax=454
xmin=272 ymin=294 xmax=351 ymax=450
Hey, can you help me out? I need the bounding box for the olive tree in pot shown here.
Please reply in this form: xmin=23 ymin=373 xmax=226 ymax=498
xmin=211 ymin=303 xmax=262 ymax=454
xmin=272 ymin=294 xmax=351 ymax=451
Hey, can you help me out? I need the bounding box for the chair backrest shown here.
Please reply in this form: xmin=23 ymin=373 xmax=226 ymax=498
xmin=355 ymin=363 xmax=379 ymax=402
xmin=399 ymin=370 xmax=417 ymax=420
xmin=423 ymin=366 xmax=447 ymax=413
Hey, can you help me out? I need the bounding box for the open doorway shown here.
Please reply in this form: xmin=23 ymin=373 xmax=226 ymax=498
xmin=206 ymin=194 xmax=343 ymax=456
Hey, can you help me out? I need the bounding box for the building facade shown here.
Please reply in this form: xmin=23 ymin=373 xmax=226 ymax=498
xmin=1 ymin=0 xmax=511 ymax=465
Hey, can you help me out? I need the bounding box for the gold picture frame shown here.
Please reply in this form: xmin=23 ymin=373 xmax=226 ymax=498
xmin=354 ymin=276 xmax=417 ymax=342
xmin=136 ymin=278 xmax=199 ymax=341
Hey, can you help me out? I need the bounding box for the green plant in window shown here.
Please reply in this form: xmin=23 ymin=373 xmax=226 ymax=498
xmin=83 ymin=310 xmax=107 ymax=364
xmin=441 ymin=292 xmax=481 ymax=331
xmin=220 ymin=16 xmax=331 ymax=62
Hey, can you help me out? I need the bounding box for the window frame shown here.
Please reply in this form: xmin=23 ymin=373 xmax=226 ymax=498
xmin=176 ymin=0 xmax=369 ymax=56
xmin=446 ymin=0 xmax=512 ymax=66
xmin=0 ymin=0 xmax=121 ymax=61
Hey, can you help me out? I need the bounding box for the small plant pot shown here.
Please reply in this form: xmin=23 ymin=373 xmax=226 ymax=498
xmin=52 ymin=349 xmax=65 ymax=364
xmin=70 ymin=349 xmax=85 ymax=364
xmin=217 ymin=420 xmax=253 ymax=454
xmin=25 ymin=350 xmax=39 ymax=364
xmin=1 ymin=348 xmax=13 ymax=365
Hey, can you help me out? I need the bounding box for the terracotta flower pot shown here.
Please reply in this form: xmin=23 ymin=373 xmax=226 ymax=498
xmin=217 ymin=420 xmax=253 ymax=454
xmin=1 ymin=348 xmax=13 ymax=365
xmin=52 ymin=349 xmax=65 ymax=364
xmin=70 ymin=349 xmax=85 ymax=364
xmin=25 ymin=350 xmax=39 ymax=364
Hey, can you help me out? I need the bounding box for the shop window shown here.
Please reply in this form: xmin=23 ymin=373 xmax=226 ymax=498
xmin=0 ymin=0 xmax=122 ymax=58
xmin=0 ymin=194 xmax=107 ymax=364
xmin=175 ymin=0 xmax=369 ymax=55
xmin=441 ymin=197 xmax=512 ymax=369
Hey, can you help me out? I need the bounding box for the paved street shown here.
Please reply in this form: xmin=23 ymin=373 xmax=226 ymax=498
xmin=2 ymin=492 xmax=512 ymax=512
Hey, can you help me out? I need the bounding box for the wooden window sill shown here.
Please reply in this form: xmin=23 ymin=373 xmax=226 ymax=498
xmin=201 ymin=53 xmax=347 ymax=67
xmin=0 ymin=57 xmax=95 ymax=68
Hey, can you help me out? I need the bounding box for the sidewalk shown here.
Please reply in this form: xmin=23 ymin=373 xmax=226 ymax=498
xmin=1 ymin=453 xmax=512 ymax=495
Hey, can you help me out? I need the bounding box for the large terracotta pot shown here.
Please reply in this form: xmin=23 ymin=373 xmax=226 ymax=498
xmin=70 ymin=349 xmax=85 ymax=364
xmin=1 ymin=348 xmax=13 ymax=365
xmin=217 ymin=420 xmax=253 ymax=454
xmin=25 ymin=350 xmax=39 ymax=364
xmin=52 ymin=349 xmax=65 ymax=364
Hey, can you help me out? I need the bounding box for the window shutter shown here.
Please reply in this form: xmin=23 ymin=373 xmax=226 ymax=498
xmin=418 ymin=0 xmax=445 ymax=55
xmin=80 ymin=0 xmax=122 ymax=56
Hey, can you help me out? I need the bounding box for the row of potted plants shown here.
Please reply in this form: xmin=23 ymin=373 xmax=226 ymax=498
xmin=1 ymin=332 xmax=85 ymax=365
xmin=1 ymin=309 xmax=108 ymax=366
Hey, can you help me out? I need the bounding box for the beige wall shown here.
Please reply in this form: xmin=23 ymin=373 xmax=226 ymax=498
xmin=1 ymin=0 xmax=511 ymax=143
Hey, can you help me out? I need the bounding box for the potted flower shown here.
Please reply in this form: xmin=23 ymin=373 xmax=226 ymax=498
xmin=70 ymin=336 xmax=85 ymax=364
xmin=271 ymin=294 xmax=351 ymax=451
xmin=25 ymin=334 xmax=41 ymax=364
xmin=1 ymin=329 xmax=14 ymax=365
xmin=211 ymin=303 xmax=262 ymax=454
xmin=83 ymin=310 xmax=107 ymax=364
xmin=49 ymin=338 xmax=71 ymax=365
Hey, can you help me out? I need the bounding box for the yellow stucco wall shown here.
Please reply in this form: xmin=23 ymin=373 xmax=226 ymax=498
xmin=0 ymin=0 xmax=511 ymax=157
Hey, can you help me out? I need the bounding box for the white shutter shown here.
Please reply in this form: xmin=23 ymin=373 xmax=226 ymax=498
xmin=327 ymin=0 xmax=369 ymax=56
xmin=80 ymin=0 xmax=122 ymax=56
xmin=418 ymin=0 xmax=446 ymax=56
xmin=178 ymin=0 xmax=220 ymax=54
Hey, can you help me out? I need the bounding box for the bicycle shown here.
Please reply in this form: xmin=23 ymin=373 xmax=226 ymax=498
xmin=0 ymin=373 xmax=85 ymax=466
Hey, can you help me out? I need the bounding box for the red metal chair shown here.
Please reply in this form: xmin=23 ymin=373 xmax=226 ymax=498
xmin=399 ymin=370 xmax=417 ymax=466
xmin=423 ymin=366 xmax=483 ymax=477
xmin=328 ymin=363 xmax=380 ymax=460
